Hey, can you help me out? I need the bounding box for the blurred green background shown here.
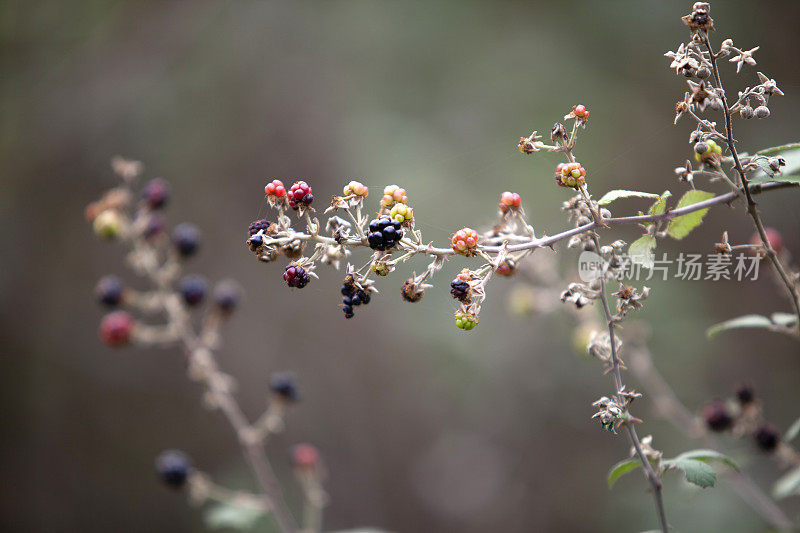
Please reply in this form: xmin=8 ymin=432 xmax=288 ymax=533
xmin=2 ymin=1 xmax=799 ymax=531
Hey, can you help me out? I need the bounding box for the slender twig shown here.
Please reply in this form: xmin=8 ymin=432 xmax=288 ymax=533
xmin=262 ymin=182 xmax=797 ymax=258
xmin=590 ymin=232 xmax=669 ymax=533
xmin=131 ymin=234 xmax=298 ymax=533
xmin=701 ymin=33 xmax=800 ymax=333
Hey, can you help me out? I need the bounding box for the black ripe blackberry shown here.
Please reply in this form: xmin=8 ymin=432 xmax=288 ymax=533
xmin=341 ymin=280 xmax=370 ymax=318
xmin=702 ymin=400 xmax=733 ymax=432
xmin=450 ymin=279 xmax=470 ymax=302
xmin=734 ymin=383 xmax=755 ymax=405
xmin=155 ymin=450 xmax=192 ymax=489
xmin=283 ymin=264 xmax=309 ymax=288
xmin=96 ymin=275 xmax=125 ymax=307
xmin=248 ymin=219 xmax=273 ymax=236
xmin=754 ymin=425 xmax=780 ymax=453
xmin=367 ymin=216 xmax=403 ymax=251
xmin=269 ymin=372 xmax=299 ymax=402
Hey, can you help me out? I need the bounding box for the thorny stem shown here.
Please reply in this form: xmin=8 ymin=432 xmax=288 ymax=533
xmin=701 ymin=33 xmax=800 ymax=333
xmin=131 ymin=236 xmax=299 ymax=533
xmin=566 ymin=123 xmax=668 ymax=530
xmin=590 ymin=234 xmax=670 ymax=533
xmin=264 ymin=182 xmax=797 ymax=260
xmin=628 ymin=346 xmax=793 ymax=531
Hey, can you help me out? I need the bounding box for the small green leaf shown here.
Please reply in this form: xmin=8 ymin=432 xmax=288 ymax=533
xmin=706 ymin=314 xmax=774 ymax=338
xmin=647 ymin=191 xmax=672 ymax=216
xmin=785 ymin=417 xmax=800 ymax=443
xmin=597 ymin=189 xmax=661 ymax=206
xmin=750 ymin=173 xmax=800 ymax=185
xmin=670 ymin=449 xmax=739 ymax=471
xmin=204 ymin=503 xmax=265 ymax=530
xmin=629 ymin=235 xmax=656 ymax=269
xmin=667 ymin=458 xmax=717 ymax=488
xmin=773 ymin=465 xmax=800 ymax=500
xmin=771 ymin=312 xmax=800 ymax=327
xmin=756 ymin=142 xmax=800 ymax=156
xmin=666 ymin=190 xmax=715 ymax=240
xmin=607 ymin=457 xmax=642 ymax=488
xmin=707 ymin=313 xmax=798 ymax=338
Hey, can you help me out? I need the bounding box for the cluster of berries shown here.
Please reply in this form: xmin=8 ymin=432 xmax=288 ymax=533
xmin=701 ymin=384 xmax=782 ymax=453
xmin=288 ymin=181 xmax=313 ymax=210
xmin=341 ymin=277 xmax=371 ymax=318
xmin=389 ymin=203 xmax=413 ymax=224
xmin=368 ymin=215 xmax=404 ymax=251
xmin=247 ymin=219 xmax=277 ymax=254
xmin=264 ymin=179 xmax=287 ymax=198
xmin=571 ymin=104 xmax=589 ymax=120
xmin=454 ymin=310 xmax=478 ymax=331
xmin=380 ymin=185 xmax=408 ymax=209
xmin=451 ymin=228 xmax=479 ymax=255
xmin=694 ymin=139 xmax=723 ymax=165
xmin=283 ymin=263 xmax=310 ymax=288
xmin=370 ymin=261 xmax=389 ymax=276
xmin=555 ymin=162 xmax=587 ymax=188
xmin=498 ymin=191 xmax=522 ymax=213
xmin=343 ymin=180 xmax=368 ymax=198
xmin=450 ymin=270 xmax=473 ymax=303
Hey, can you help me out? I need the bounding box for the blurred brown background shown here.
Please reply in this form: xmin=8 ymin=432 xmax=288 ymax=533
xmin=2 ymin=1 xmax=799 ymax=531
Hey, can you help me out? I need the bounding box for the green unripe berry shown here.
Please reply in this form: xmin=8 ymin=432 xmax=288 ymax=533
xmin=93 ymin=210 xmax=123 ymax=240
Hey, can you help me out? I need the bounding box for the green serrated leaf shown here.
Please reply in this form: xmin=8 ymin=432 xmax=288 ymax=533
xmin=607 ymin=457 xmax=641 ymax=488
xmin=629 ymin=235 xmax=656 ymax=269
xmin=773 ymin=465 xmax=800 ymax=500
xmin=647 ymin=191 xmax=672 ymax=216
xmin=204 ymin=503 xmax=266 ymax=530
xmin=670 ymin=449 xmax=739 ymax=471
xmin=597 ymin=190 xmax=661 ymax=206
xmin=785 ymin=417 xmax=800 ymax=443
xmin=667 ymin=458 xmax=717 ymax=488
xmin=666 ymin=190 xmax=715 ymax=240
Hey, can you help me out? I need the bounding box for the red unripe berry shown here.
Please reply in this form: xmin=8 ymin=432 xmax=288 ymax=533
xmin=288 ymin=181 xmax=313 ymax=210
xmin=495 ymin=259 xmax=516 ymax=276
xmin=99 ymin=311 xmax=134 ymax=347
xmin=265 ymin=179 xmax=286 ymax=197
xmin=499 ymin=191 xmax=522 ymax=213
xmin=451 ymin=228 xmax=480 ymax=255
xmin=573 ymin=104 xmax=589 ymax=118
xmin=749 ymin=228 xmax=783 ymax=255
xmin=291 ymin=443 xmax=320 ymax=469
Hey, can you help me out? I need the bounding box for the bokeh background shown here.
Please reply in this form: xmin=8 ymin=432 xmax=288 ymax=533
xmin=2 ymin=1 xmax=799 ymax=531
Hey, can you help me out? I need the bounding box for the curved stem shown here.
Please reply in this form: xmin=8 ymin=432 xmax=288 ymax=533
xmin=701 ymin=33 xmax=800 ymax=333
